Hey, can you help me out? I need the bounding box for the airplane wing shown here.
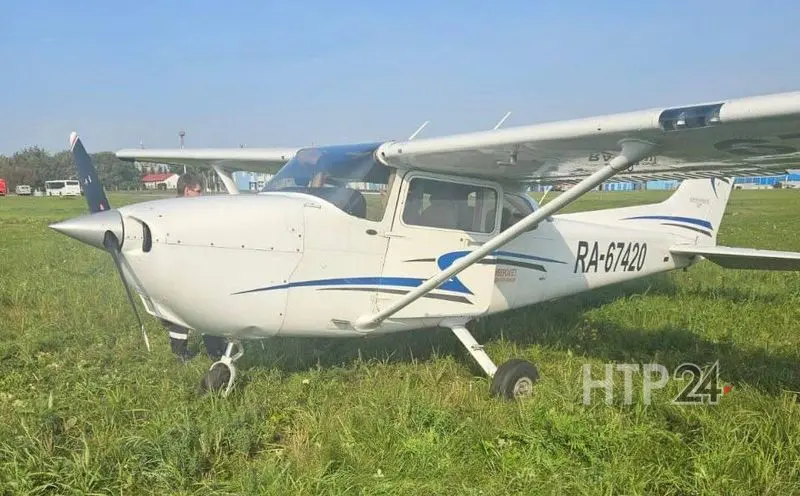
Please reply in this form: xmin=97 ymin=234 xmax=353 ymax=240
xmin=353 ymin=90 xmax=800 ymax=330
xmin=670 ymin=245 xmax=800 ymax=270
xmin=115 ymin=147 xmax=299 ymax=175
xmin=374 ymin=91 xmax=800 ymax=184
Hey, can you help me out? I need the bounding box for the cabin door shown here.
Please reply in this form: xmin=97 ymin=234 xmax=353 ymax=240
xmin=378 ymin=172 xmax=500 ymax=320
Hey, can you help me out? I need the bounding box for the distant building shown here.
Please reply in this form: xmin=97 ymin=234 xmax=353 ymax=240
xmin=646 ymin=180 xmax=680 ymax=190
xmin=142 ymin=173 xmax=179 ymax=191
xmin=601 ymin=182 xmax=635 ymax=192
xmin=734 ymin=173 xmax=800 ymax=189
xmin=234 ymin=171 xmax=274 ymax=192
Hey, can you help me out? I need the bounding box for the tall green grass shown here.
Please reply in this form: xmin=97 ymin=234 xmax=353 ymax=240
xmin=0 ymin=190 xmax=798 ymax=494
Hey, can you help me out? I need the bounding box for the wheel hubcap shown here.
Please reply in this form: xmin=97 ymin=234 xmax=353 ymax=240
xmin=513 ymin=377 xmax=534 ymax=397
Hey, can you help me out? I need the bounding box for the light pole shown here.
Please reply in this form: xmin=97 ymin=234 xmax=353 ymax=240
xmin=179 ymin=129 xmax=186 ymax=174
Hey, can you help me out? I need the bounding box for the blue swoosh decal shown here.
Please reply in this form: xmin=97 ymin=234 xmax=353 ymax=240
xmin=434 ymin=251 xmax=475 ymax=294
xmin=493 ymin=250 xmax=568 ymax=264
xmin=622 ymin=215 xmax=713 ymax=230
xmin=236 ymin=250 xmax=567 ymax=297
xmin=438 ymin=250 xmax=566 ymax=267
xmin=660 ymin=223 xmax=712 ymax=237
xmin=233 ymin=276 xmax=472 ymax=295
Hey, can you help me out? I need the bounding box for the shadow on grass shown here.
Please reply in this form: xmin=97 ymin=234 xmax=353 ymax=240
xmin=229 ymin=273 xmax=799 ymax=398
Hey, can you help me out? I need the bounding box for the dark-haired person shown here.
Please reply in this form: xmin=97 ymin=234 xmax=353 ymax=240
xmin=177 ymin=172 xmax=203 ymax=197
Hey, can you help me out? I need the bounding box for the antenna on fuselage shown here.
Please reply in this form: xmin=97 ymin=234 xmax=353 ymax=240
xmin=408 ymin=120 xmax=430 ymax=140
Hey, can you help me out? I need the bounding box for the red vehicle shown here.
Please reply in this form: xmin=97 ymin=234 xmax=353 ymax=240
xmin=0 ymin=178 xmax=6 ymax=196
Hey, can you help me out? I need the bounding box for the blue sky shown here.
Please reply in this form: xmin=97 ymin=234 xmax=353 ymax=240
xmin=1 ymin=1 xmax=799 ymax=154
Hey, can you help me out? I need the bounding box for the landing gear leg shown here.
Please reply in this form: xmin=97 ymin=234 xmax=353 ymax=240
xmin=448 ymin=323 xmax=539 ymax=400
xmin=198 ymin=340 xmax=244 ymax=397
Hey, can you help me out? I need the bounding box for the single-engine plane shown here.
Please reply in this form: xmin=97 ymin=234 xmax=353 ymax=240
xmin=51 ymin=90 xmax=800 ymax=398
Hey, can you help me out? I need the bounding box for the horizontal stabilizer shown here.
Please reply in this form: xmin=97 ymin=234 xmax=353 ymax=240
xmin=670 ymin=245 xmax=800 ymax=270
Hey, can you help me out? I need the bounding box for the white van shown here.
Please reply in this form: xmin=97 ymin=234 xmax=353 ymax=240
xmin=45 ymin=180 xmax=81 ymax=197
xmin=15 ymin=184 xmax=31 ymax=195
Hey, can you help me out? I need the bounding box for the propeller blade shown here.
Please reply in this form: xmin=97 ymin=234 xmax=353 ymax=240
xmin=70 ymin=131 xmax=111 ymax=213
xmin=103 ymin=231 xmax=151 ymax=352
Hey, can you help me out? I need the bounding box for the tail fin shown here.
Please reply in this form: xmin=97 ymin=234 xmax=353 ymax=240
xmin=560 ymin=177 xmax=734 ymax=245
xmin=658 ymin=177 xmax=733 ymax=235
xmin=620 ymin=178 xmax=733 ymax=244
xmin=69 ymin=132 xmax=111 ymax=213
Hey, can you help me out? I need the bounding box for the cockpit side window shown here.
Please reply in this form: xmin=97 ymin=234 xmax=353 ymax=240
xmin=402 ymin=177 xmax=498 ymax=233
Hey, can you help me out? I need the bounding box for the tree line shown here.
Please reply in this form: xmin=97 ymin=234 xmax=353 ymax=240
xmin=0 ymin=146 xmax=176 ymax=191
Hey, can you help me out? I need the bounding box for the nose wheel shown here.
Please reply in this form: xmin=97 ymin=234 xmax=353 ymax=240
xmin=198 ymin=340 xmax=244 ymax=397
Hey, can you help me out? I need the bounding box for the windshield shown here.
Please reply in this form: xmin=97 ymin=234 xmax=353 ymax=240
xmin=262 ymin=142 xmax=393 ymax=221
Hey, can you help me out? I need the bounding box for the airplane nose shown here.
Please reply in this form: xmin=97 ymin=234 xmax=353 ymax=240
xmin=49 ymin=209 xmax=124 ymax=250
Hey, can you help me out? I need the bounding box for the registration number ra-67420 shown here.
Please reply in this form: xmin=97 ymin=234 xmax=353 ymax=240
xmin=573 ymin=240 xmax=647 ymax=273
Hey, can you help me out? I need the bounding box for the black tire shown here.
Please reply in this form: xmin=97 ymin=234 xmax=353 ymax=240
xmin=490 ymin=359 xmax=539 ymax=400
xmin=198 ymin=362 xmax=232 ymax=395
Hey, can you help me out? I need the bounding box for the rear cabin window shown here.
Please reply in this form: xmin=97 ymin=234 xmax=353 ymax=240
xmin=500 ymin=193 xmax=535 ymax=231
xmin=402 ymin=178 xmax=498 ymax=233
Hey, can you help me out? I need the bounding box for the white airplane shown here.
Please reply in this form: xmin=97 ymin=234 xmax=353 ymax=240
xmin=51 ymin=90 xmax=800 ymax=399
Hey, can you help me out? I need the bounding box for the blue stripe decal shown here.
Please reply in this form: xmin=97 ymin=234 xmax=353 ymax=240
xmin=435 ymin=252 xmax=473 ymax=294
xmin=236 ymin=250 xmax=567 ymax=297
xmin=233 ymin=276 xmax=472 ymax=295
xmin=493 ymin=250 xmax=568 ymax=265
xmin=623 ymin=215 xmax=713 ymax=230
xmin=439 ymin=250 xmax=567 ymax=267
xmin=660 ymin=222 xmax=712 ymax=237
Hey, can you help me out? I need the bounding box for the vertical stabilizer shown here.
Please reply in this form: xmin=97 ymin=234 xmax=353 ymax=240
xmin=559 ymin=178 xmax=735 ymax=245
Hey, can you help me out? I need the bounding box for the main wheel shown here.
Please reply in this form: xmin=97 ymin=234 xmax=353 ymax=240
xmin=198 ymin=362 xmax=232 ymax=395
xmin=490 ymin=359 xmax=539 ymax=400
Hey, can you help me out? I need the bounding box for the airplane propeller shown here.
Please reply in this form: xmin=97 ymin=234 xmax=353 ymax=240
xmin=49 ymin=132 xmax=151 ymax=351
xmin=103 ymin=229 xmax=151 ymax=351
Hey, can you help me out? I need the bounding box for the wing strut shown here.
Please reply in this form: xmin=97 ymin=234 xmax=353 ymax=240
xmin=212 ymin=165 xmax=241 ymax=194
xmin=353 ymin=139 xmax=656 ymax=331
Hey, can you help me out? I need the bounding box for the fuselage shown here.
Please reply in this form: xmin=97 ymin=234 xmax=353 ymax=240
xmin=114 ymin=187 xmax=693 ymax=340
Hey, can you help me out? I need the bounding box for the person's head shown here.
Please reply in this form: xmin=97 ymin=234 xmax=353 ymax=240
xmin=177 ymin=172 xmax=203 ymax=197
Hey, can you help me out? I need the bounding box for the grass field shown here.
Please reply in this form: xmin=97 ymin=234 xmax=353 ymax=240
xmin=1 ymin=190 xmax=799 ymax=495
